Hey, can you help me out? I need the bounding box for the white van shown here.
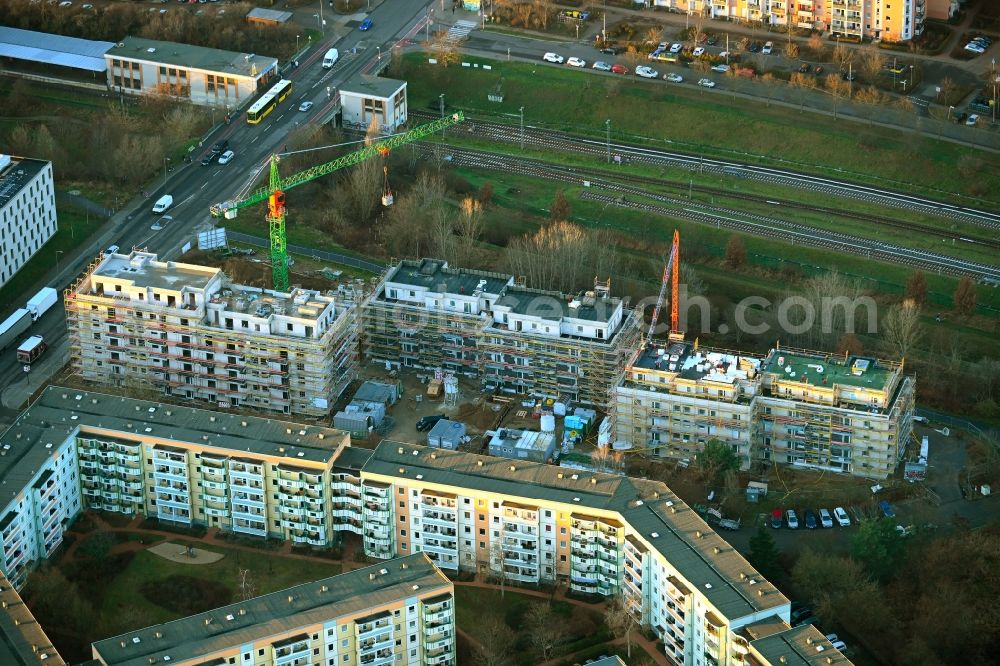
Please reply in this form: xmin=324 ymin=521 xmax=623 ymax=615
xmin=152 ymin=194 xmax=173 ymax=214
xmin=322 ymin=48 xmax=339 ymax=69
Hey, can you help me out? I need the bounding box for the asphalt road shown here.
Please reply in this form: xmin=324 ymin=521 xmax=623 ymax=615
xmin=0 ymin=0 xmax=434 ymax=415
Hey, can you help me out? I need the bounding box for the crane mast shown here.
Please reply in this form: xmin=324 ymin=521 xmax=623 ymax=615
xmin=645 ymin=230 xmax=681 ymax=345
xmin=211 ymin=112 xmax=465 ymax=291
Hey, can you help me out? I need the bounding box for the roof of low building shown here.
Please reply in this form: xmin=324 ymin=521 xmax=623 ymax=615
xmin=383 ymin=258 xmax=511 ymax=298
xmin=495 ymin=285 xmax=621 ymax=323
xmin=91 ymin=554 xmax=450 ymax=666
xmin=0 ymin=26 xmax=113 ymax=72
xmin=340 ymin=73 xmax=407 ymax=99
xmin=747 ymin=624 xmax=853 ymax=666
xmin=105 ymin=36 xmax=277 ymax=79
xmin=363 ymin=441 xmax=788 ymax=620
xmin=246 ymin=7 xmax=294 ymax=22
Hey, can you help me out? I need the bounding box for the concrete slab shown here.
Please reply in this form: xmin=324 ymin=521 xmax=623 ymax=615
xmin=148 ymin=541 xmax=225 ymax=565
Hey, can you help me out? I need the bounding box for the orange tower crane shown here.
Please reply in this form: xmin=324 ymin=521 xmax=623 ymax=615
xmin=645 ymin=230 xmax=682 ymax=345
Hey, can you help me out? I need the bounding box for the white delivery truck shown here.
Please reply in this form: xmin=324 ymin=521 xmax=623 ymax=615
xmin=26 ymin=287 xmax=58 ymax=321
xmin=0 ymin=309 xmax=32 ymax=352
xmin=152 ymin=194 xmax=173 ymax=214
xmin=322 ymin=48 xmax=339 ymax=69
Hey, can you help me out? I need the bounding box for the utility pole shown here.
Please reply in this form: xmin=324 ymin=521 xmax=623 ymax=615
xmin=519 ymin=106 xmax=525 ymax=151
xmin=605 ymin=119 xmax=611 ymax=164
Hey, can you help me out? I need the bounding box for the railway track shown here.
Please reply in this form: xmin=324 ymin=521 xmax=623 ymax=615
xmin=416 ymin=143 xmax=1000 ymax=282
xmin=411 ymin=110 xmax=1000 ymax=231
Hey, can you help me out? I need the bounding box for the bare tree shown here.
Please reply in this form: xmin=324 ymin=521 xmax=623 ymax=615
xmin=605 ymin=593 xmax=639 ymax=658
xmin=486 ymin=540 xmax=511 ymax=599
xmin=725 ymin=234 xmax=747 ymax=267
xmin=238 ymin=568 xmax=256 ymax=601
xmin=525 ymin=603 xmax=567 ymax=661
xmin=808 ymin=33 xmax=825 ymax=59
xmin=623 ymin=45 xmax=644 ymax=79
xmin=858 ymin=43 xmax=885 ymax=82
xmin=342 ymin=117 xmax=383 ymax=221
xmin=881 ymin=300 xmax=923 ymax=358
xmin=905 ymin=271 xmax=928 ymax=308
xmin=832 ymin=42 xmax=853 ymax=71
xmin=455 ymin=197 xmax=484 ymax=264
xmin=474 ymin=612 xmax=515 ymax=666
xmin=549 ymin=189 xmax=571 ymax=221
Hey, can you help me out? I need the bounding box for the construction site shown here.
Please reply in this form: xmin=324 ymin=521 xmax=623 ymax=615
xmin=64 ymin=251 xmax=364 ymax=417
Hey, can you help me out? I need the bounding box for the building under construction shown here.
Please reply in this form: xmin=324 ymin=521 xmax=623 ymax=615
xmin=363 ymin=259 xmax=642 ymax=407
xmin=65 ymin=251 xmax=360 ymax=417
xmin=613 ymin=341 xmax=915 ymax=479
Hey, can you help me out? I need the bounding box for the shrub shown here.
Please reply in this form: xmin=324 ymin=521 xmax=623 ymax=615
xmin=140 ymin=575 xmax=232 ymax=615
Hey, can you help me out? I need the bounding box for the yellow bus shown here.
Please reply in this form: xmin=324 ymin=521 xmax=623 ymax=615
xmin=247 ymin=79 xmax=294 ymax=125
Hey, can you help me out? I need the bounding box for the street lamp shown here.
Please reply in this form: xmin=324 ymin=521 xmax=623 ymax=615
xmin=296 ymin=34 xmax=300 ymax=51
xmin=605 ymin=119 xmax=611 ymax=164
xmin=163 ymin=157 xmax=170 ymax=185
xmin=377 ymin=46 xmax=381 ymax=63
xmin=56 ymin=250 xmax=64 ymax=274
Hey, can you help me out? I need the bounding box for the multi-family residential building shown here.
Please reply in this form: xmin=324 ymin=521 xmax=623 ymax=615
xmin=65 ymin=250 xmax=360 ymax=417
xmin=613 ymin=341 xmax=914 ymax=479
xmin=90 ymin=553 xmax=456 ymax=666
xmin=0 ymin=571 xmax=68 ymax=665
xmin=364 ymin=259 xmax=641 ymax=407
xmin=0 ymin=154 xmax=57 ymax=289
xmin=104 ymin=37 xmax=279 ymax=107
xmin=360 ymin=439 xmax=805 ymax=663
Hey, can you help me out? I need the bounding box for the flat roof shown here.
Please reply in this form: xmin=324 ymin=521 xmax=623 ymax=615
xmin=92 ymin=554 xmax=450 ymax=666
xmin=340 ymin=73 xmax=407 ymax=99
xmin=630 ymin=340 xmax=763 ymax=384
xmin=93 ymin=252 xmax=219 ymax=293
xmin=384 ymin=258 xmax=511 ymax=297
xmin=0 ymin=26 xmax=113 ymax=72
xmin=748 ymin=624 xmax=852 ymax=666
xmin=490 ymin=429 xmax=554 ymax=453
xmin=246 ymin=7 xmax=294 ymax=22
xmin=763 ymin=351 xmax=893 ymax=391
xmin=0 ymin=156 xmax=48 ymax=209
xmin=496 ymin=286 xmax=621 ymax=323
xmin=0 ymin=571 xmax=67 ymax=666
xmin=363 ymin=441 xmax=787 ymax=620
xmin=0 ymin=387 xmax=354 ymax=502
xmin=106 ymin=36 xmax=277 ymax=80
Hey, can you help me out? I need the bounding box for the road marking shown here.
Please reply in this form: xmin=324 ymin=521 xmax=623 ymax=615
xmin=251 ymin=135 xmax=259 ymax=143
xmin=200 ymin=182 xmax=208 ymax=189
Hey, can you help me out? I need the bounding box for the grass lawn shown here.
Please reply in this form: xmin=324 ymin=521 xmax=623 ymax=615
xmin=0 ymin=208 xmax=104 ymax=311
xmin=397 ymin=53 xmax=1000 ymax=204
xmin=99 ymin=542 xmax=340 ymax=630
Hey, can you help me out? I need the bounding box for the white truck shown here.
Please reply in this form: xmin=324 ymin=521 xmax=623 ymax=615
xmin=152 ymin=194 xmax=173 ymax=214
xmin=26 ymin=287 xmax=58 ymax=321
xmin=322 ymin=48 xmax=339 ymax=69
xmin=0 ymin=309 xmax=32 ymax=352
xmin=16 ymin=335 xmax=47 ymax=364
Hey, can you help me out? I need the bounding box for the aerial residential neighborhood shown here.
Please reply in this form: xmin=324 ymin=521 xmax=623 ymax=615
xmin=0 ymin=1 xmax=997 ymax=665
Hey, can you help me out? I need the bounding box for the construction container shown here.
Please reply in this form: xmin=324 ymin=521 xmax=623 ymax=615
xmin=428 ymin=419 xmax=465 ymax=449
xmin=354 ymin=380 xmax=400 ymax=406
xmin=427 ymin=379 xmax=443 ymax=398
xmin=540 ymin=414 xmax=556 ymax=432
xmin=334 ymin=410 xmax=373 ymax=438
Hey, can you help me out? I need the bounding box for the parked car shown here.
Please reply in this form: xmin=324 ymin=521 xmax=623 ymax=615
xmin=786 ymin=509 xmax=799 ymax=529
xmin=600 ymin=45 xmax=625 ymax=55
xmin=201 ymin=153 xmax=216 ymax=166
xmin=771 ymin=508 xmax=783 ymax=529
xmin=814 ymin=65 xmax=824 ymax=75
xmin=706 ymin=34 xmax=719 ymax=46
xmin=697 ymin=78 xmax=716 ymax=88
xmin=826 ymin=633 xmax=838 ymax=643
xmin=710 ymin=64 xmax=730 ymax=73
xmin=543 ymin=52 xmax=565 ymax=63
xmin=819 ymin=508 xmax=834 ymax=528
xmin=834 ymin=506 xmax=851 ymax=527
xmin=211 ymin=140 xmax=229 ymax=155
xmin=217 ymin=149 xmax=235 ymax=165
xmin=592 ymin=61 xmax=612 ymax=71
xmin=965 ymin=43 xmax=986 ymax=54
xmin=664 ymin=72 xmax=684 ymax=83
xmin=415 ymin=414 xmax=447 ymax=432
xmin=358 ymin=17 xmax=373 ymax=31
xmin=842 ymin=71 xmax=857 ymax=81
xmin=966 ymin=113 xmax=980 ymax=126
xmin=151 ymin=215 xmax=172 ymax=231
xmin=566 ymin=56 xmax=586 ymax=67
xmin=105 ymin=244 xmax=120 ymax=255
xmin=878 ymin=500 xmax=896 ymax=518
xmin=790 ymin=606 xmax=812 ymax=624
xmin=798 ymin=62 xmax=811 ymax=73
xmin=955 ymin=111 xmax=968 ymax=124
xmin=804 ymin=510 xmax=817 ymax=529
xmin=749 ymin=41 xmax=762 ymax=53
xmin=831 ymin=640 xmax=847 ymax=652
xmin=611 ymin=63 xmax=629 ymax=74
xmin=692 ymin=46 xmax=705 ymax=57
xmin=298 ymin=100 xmax=314 ymax=112
xmin=635 ymin=66 xmax=659 ymax=78
xmin=669 ymin=42 xmax=683 ymax=53
xmin=762 ymin=41 xmax=773 ymax=55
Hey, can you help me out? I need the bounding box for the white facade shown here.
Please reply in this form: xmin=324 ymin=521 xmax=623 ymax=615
xmin=0 ymin=156 xmax=57 ymax=289
xmin=339 ymin=75 xmax=408 ymax=132
xmin=104 ymin=37 xmax=278 ymax=108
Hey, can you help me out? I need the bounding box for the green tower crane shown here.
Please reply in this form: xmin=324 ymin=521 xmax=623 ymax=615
xmin=210 ymin=111 xmax=465 ymax=291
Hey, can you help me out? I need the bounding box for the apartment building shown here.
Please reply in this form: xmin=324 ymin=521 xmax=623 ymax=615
xmin=90 ymin=553 xmax=456 ymax=666
xmin=0 ymin=398 xmax=82 ymax=590
xmin=0 ymin=154 xmax=57 ymax=289
xmin=359 ymin=440 xmax=803 ymax=663
xmin=364 ymin=259 xmax=641 ymax=408
xmin=65 ymin=250 xmax=359 ymax=417
xmin=0 ymin=571 xmax=68 ymax=665
xmin=613 ymin=342 xmax=914 ymax=479
xmin=614 ymin=340 xmax=763 ymax=470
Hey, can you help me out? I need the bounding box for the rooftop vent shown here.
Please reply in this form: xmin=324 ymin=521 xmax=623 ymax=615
xmin=398 ymin=468 xmax=405 ymax=474
xmin=704 ymin=583 xmax=713 ymax=590
xmin=509 ymin=465 xmax=516 ymax=472
xmin=412 ymin=584 xmax=420 ymax=591
xmin=590 ymin=477 xmax=597 ymax=485
xmin=297 ymin=452 xmax=304 ymax=457
xmin=412 ymin=450 xmax=419 ymax=456
xmin=132 ymin=637 xmax=141 ymax=644
xmin=320 ymin=585 xmax=329 ymax=593
xmin=572 ymin=497 xmax=580 ymax=502
xmin=154 ymin=632 xmax=162 ymax=639
xmin=379 ymin=568 xmax=388 ymax=575
xmin=570 ymin=474 xmax=579 ymax=480
xmin=650 ymin=532 xmax=659 ymax=538
xmin=695 ymin=530 xmax=703 ymax=538
xmin=225 ymin=614 xmax=234 ymax=621
xmin=476 ymin=461 xmax=483 ymax=467
xmin=416 ymin=474 xmax=423 ymax=480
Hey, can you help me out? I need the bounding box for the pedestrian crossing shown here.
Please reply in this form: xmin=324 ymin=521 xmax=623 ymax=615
xmin=444 ymin=20 xmax=476 ymax=45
